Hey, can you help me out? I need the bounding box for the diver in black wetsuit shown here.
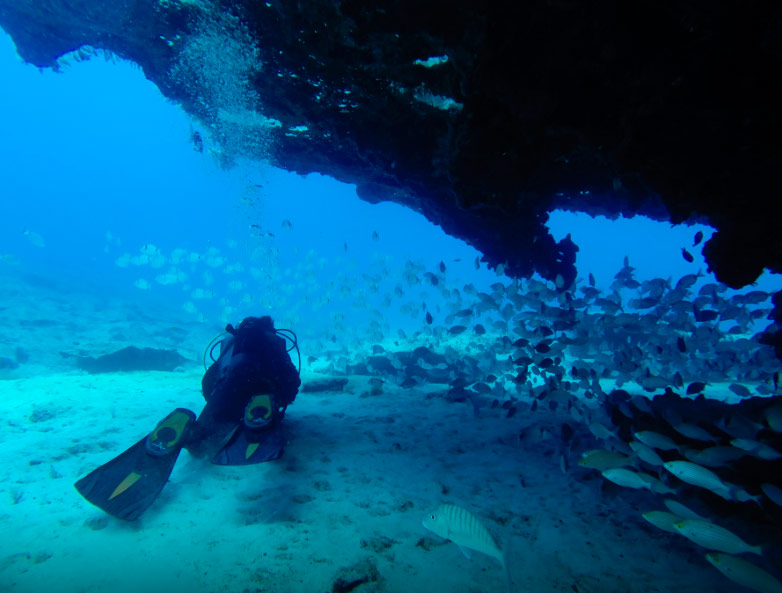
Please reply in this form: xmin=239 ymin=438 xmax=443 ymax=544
xmin=75 ymin=315 xmax=302 ymax=521
xmin=188 ymin=315 xmax=302 ymax=462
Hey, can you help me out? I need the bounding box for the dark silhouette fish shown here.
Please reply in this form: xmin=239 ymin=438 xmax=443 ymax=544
xmin=630 ymin=297 xmax=660 ymax=310
xmin=728 ymin=383 xmax=752 ymax=398
xmin=686 ymin=382 xmax=707 ymax=395
xmin=426 ymin=272 xmax=439 ymax=286
xmin=693 ymin=231 xmax=704 ymax=246
xmin=681 ymin=248 xmax=694 ymax=263
xmin=693 ymin=306 xmax=719 ymax=322
xmin=738 ymin=290 xmax=770 ymax=305
xmin=676 ymin=274 xmax=700 ymax=290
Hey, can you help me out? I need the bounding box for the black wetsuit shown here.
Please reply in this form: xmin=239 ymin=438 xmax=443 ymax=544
xmin=187 ymin=316 xmax=301 ymax=458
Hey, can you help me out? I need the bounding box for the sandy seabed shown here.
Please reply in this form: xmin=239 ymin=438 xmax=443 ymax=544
xmin=0 ymin=362 xmax=737 ymax=593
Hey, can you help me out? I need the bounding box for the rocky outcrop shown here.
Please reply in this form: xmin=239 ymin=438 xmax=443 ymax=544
xmin=1 ymin=0 xmax=780 ymax=289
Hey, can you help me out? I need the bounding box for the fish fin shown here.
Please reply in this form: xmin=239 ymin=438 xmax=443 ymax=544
xmin=457 ymin=545 xmax=472 ymax=560
xmin=730 ymin=486 xmax=763 ymax=506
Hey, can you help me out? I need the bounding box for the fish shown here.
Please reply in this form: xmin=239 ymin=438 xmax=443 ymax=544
xmin=693 ymin=307 xmax=719 ymax=322
xmin=422 ymin=504 xmax=511 ymax=592
xmin=673 ymin=519 xmax=763 ymax=555
xmin=578 ymin=449 xmax=633 ymax=471
xmin=729 ymin=383 xmax=752 ymax=398
xmin=764 ymin=404 xmax=782 ymax=432
xmin=705 ymin=553 xmax=782 ymax=593
xmin=629 ymin=440 xmax=664 ymax=466
xmin=663 ymin=461 xmax=759 ymax=503
xmin=634 ymin=431 xmax=680 ymax=451
xmin=676 ymin=273 xmax=701 ymax=290
xmin=730 ymin=439 xmax=782 ymax=461
xmin=520 ymin=424 xmax=552 ymax=444
xmin=693 ymin=231 xmax=704 ymax=246
xmin=684 ymin=446 xmax=747 ymax=468
xmin=23 ymin=228 xmax=46 ymax=248
xmin=663 ymin=499 xmax=704 ymax=520
xmin=760 ymin=483 xmax=782 ymax=507
xmin=601 ymin=468 xmax=656 ymax=490
xmin=648 ymin=477 xmax=678 ymax=495
xmin=588 ymin=422 xmax=617 ymax=441
xmin=426 ymin=311 xmax=433 ymax=325
xmin=717 ymin=414 xmax=764 ymax=440
xmin=0 ymin=253 xmax=20 ymax=265
xmin=686 ymin=382 xmax=707 ymax=395
xmin=681 ymin=248 xmax=694 ymax=263
xmin=670 ymin=423 xmax=719 ymax=443
xmin=642 ymin=510 xmax=683 ymax=534
xmin=249 ymin=224 xmax=274 ymax=238
xmin=630 ymin=396 xmax=654 ymax=415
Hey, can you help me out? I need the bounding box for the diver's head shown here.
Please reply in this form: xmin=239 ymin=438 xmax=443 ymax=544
xmin=238 ymin=316 xmax=274 ymax=332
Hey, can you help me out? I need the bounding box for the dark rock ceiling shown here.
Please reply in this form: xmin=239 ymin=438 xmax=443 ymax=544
xmin=1 ymin=0 xmax=780 ymax=291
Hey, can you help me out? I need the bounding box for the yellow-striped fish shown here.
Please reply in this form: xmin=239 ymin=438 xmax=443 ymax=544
xmin=706 ymin=553 xmax=782 ymax=593
xmin=422 ymin=504 xmax=512 ymax=592
xmin=673 ymin=519 xmax=763 ymax=555
xmin=601 ymin=468 xmax=655 ymax=490
xmin=641 ymin=511 xmax=682 ymax=534
xmin=663 ymin=499 xmax=703 ymax=520
xmin=663 ymin=461 xmax=759 ymax=503
xmin=578 ymin=449 xmax=633 ymax=471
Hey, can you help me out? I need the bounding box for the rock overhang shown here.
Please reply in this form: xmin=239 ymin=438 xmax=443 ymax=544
xmin=0 ymin=0 xmax=780 ymax=291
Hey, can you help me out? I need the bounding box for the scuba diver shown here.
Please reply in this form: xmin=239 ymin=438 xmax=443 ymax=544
xmin=75 ymin=316 xmax=301 ymax=521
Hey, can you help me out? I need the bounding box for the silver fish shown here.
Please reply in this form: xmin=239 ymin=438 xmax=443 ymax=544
xmin=706 ymin=553 xmax=782 ymax=593
xmin=674 ymin=519 xmax=763 ymax=555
